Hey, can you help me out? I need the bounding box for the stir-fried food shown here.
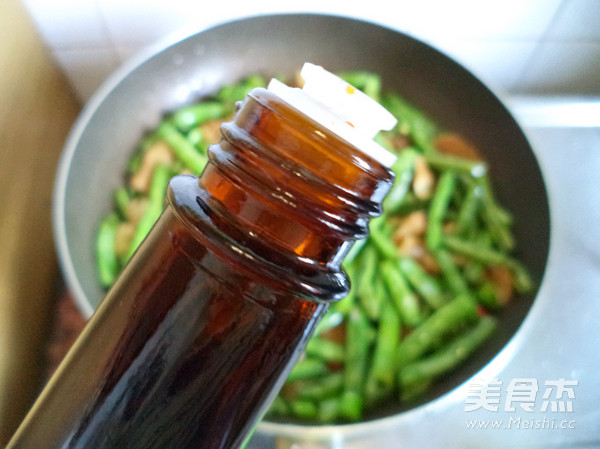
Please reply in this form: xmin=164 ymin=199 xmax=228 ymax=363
xmin=96 ymin=72 xmax=533 ymax=423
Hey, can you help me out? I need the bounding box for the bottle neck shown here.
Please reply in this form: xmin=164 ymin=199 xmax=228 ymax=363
xmin=169 ymin=88 xmax=393 ymax=301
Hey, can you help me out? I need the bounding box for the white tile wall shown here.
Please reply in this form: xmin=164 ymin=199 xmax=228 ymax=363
xmin=21 ymin=0 xmax=109 ymax=49
xmin=20 ymin=0 xmax=600 ymax=101
xmin=515 ymin=41 xmax=600 ymax=94
xmin=398 ymin=0 xmax=562 ymax=41
xmin=545 ymin=0 xmax=600 ymax=41
xmin=52 ymin=48 xmax=121 ymax=100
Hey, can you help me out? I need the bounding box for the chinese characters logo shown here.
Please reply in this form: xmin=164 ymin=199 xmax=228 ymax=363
xmin=465 ymin=378 xmax=578 ymax=413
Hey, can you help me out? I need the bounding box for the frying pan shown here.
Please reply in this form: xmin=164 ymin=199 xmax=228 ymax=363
xmin=53 ymin=13 xmax=550 ymax=448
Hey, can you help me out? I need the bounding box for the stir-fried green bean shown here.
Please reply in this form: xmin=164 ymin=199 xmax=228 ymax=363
xmin=455 ymin=185 xmax=481 ymax=236
xmin=354 ymin=245 xmax=378 ymax=300
xmin=399 ymin=257 xmax=445 ymax=309
xmin=435 ymin=249 xmax=470 ymax=296
xmin=426 ymin=171 xmax=457 ymax=250
xmin=317 ymin=397 xmax=344 ymax=423
xmin=399 ymin=315 xmax=497 ymax=388
xmin=381 ymin=260 xmax=423 ymax=327
xmin=215 ymin=74 xmax=266 ymax=106
xmin=126 ymin=163 xmax=171 ymax=259
xmin=95 ymin=71 xmax=534 ymax=424
xmin=114 ymin=187 xmax=130 ymax=219
xmin=424 ymin=151 xmax=487 ymax=177
xmin=384 ymin=148 xmax=418 ymax=212
xmin=305 ymin=337 xmax=345 ymax=362
xmin=396 ymin=294 xmax=479 ymax=368
xmin=288 ymin=399 xmax=318 ymax=421
xmin=368 ymin=215 xmax=397 ymax=260
xmin=365 ymin=296 xmax=401 ymax=404
xmin=171 ymin=101 xmax=229 ymax=132
xmin=296 ymin=372 xmax=344 ymax=401
xmin=380 ymin=93 xmax=437 ymax=154
xmin=443 ymin=234 xmax=516 ymax=267
xmin=286 ymin=358 xmax=328 ymax=383
xmin=96 ymin=213 xmax=120 ymax=288
xmin=156 ymin=121 xmax=208 ymax=174
xmin=342 ymin=307 xmax=375 ymax=421
xmin=267 ymin=396 xmax=288 ymax=417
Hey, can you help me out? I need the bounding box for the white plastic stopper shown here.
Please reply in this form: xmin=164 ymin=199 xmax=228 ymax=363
xmin=267 ymin=63 xmax=398 ymax=167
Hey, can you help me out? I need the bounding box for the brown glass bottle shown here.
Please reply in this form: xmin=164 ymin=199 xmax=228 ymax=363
xmin=8 ymin=87 xmax=393 ymax=449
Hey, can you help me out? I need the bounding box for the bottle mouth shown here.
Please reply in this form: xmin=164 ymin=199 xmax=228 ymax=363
xmin=231 ymin=88 xmax=394 ymax=235
xmin=267 ymin=63 xmax=397 ymax=168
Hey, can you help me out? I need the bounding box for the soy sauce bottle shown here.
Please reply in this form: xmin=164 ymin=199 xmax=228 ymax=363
xmin=8 ymin=63 xmax=397 ymax=449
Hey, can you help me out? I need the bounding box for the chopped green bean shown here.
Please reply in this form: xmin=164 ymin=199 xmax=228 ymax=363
xmin=306 ymin=337 xmax=345 ymax=362
xmin=216 ymin=74 xmax=266 ymax=106
xmin=443 ymin=234 xmax=516 ymax=267
xmin=114 ymin=187 xmax=130 ymax=219
xmin=266 ymin=396 xmax=288 ymax=417
xmin=399 ymin=257 xmax=445 ymax=309
xmin=381 ymin=260 xmax=422 ymax=327
xmin=435 ymin=249 xmax=470 ymax=296
xmin=365 ymin=296 xmax=401 ymax=402
xmin=343 ymin=308 xmax=375 ymax=420
xmin=364 ymin=380 xmax=387 ymax=409
xmin=156 ymin=121 xmax=208 ymax=173
xmin=389 ymin=192 xmax=430 ymax=215
xmin=172 ymin=101 xmax=228 ymax=132
xmin=426 ymin=171 xmax=457 ymax=250
xmin=424 ymin=152 xmax=487 ymax=177
xmin=340 ymin=391 xmax=362 ymax=422
xmin=317 ymin=397 xmax=343 ymax=423
xmin=355 ymin=245 xmax=378 ymax=301
xmin=464 ymin=260 xmax=485 ymax=285
xmin=186 ymin=127 xmax=205 ymax=149
xmin=361 ymin=272 xmax=385 ymax=321
xmin=384 ymin=148 xmax=419 ymax=213
xmin=477 ymin=280 xmax=501 ymax=309
xmin=482 ymin=204 xmax=515 ymax=251
xmin=399 ymin=315 xmax=497 ymax=387
xmin=477 ymin=175 xmax=513 ymax=226
xmin=127 ymin=164 xmax=171 ymax=259
xmin=368 ymin=215 xmax=397 ymax=259
xmin=380 ymin=93 xmax=437 ymax=154
xmin=396 ymin=294 xmax=478 ymax=368
xmin=286 ymin=358 xmax=328 ymax=383
xmin=511 ymin=260 xmax=535 ymax=294
xmin=456 ymin=185 xmax=481 ymax=235
xmin=288 ymin=399 xmax=318 ymax=420
xmin=474 ymin=230 xmax=494 ymax=247
xmin=400 ymin=377 xmax=433 ymax=402
xmin=97 ymin=213 xmax=120 ymax=288
xmin=297 ymin=372 xmax=344 ymax=401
